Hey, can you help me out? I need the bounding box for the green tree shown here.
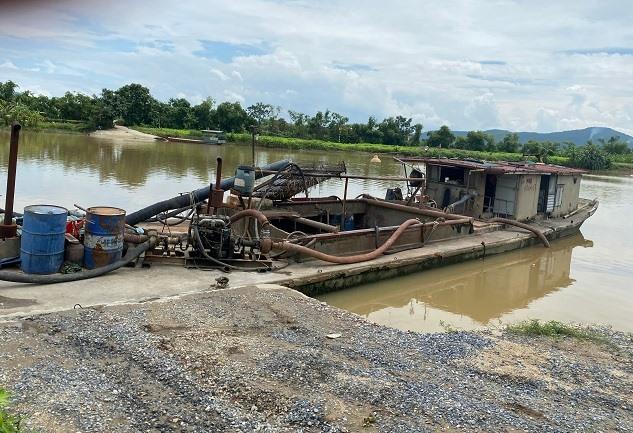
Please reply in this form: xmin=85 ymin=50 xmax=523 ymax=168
xmin=464 ymin=130 xmax=488 ymax=151
xmin=328 ymin=112 xmax=349 ymax=142
xmin=426 ymin=125 xmax=455 ymax=148
xmin=498 ymin=133 xmax=520 ymax=153
xmin=0 ymin=101 xmax=43 ymax=126
xmin=599 ymin=136 xmax=631 ymax=154
xmin=569 ymin=142 xmax=612 ymax=170
xmin=378 ymin=116 xmax=413 ymax=145
xmin=53 ymin=91 xmax=94 ymax=121
xmin=115 ymin=83 xmax=155 ymax=125
xmin=0 ymin=80 xmax=18 ymax=101
xmin=247 ymin=102 xmax=275 ymax=126
xmin=410 ymin=123 xmax=423 ymax=145
xmin=522 ymin=140 xmax=559 ymax=162
xmin=87 ymin=97 xmax=115 ymax=129
xmin=190 ymin=97 xmax=215 ymax=130
xmin=213 ymin=101 xmax=249 ymax=132
xmin=165 ymin=98 xmax=192 ymax=129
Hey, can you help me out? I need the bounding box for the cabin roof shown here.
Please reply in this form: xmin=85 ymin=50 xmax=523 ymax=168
xmin=400 ymin=157 xmax=587 ymax=176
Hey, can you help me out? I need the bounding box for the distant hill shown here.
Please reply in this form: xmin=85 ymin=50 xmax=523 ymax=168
xmin=452 ymin=127 xmax=633 ymax=148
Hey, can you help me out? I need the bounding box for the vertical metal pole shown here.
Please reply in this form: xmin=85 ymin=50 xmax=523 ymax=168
xmin=341 ymin=177 xmax=349 ymax=228
xmin=207 ymin=157 xmax=223 ymax=215
xmin=250 ymin=126 xmax=256 ymax=169
xmin=3 ymin=122 xmax=21 ymax=226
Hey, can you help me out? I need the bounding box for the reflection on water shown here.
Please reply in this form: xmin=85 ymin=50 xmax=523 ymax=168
xmin=320 ymin=235 xmax=592 ymax=332
xmin=0 ymin=130 xmax=404 ymax=213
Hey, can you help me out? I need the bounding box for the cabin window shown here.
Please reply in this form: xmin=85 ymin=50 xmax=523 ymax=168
xmin=438 ymin=166 xmax=465 ymax=185
xmin=555 ymin=184 xmax=564 ymax=207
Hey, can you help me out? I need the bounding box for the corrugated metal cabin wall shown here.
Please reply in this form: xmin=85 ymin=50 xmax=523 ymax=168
xmin=549 ymin=175 xmax=582 ymax=217
xmin=514 ymin=174 xmax=541 ymax=221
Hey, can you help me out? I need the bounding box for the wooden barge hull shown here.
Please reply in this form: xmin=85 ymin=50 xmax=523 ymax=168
xmin=277 ymin=199 xmax=598 ymax=296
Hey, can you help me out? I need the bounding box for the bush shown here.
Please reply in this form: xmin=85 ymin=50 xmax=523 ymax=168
xmin=0 ymin=388 xmax=27 ymax=433
xmin=506 ymin=320 xmax=605 ymax=343
xmin=568 ymin=143 xmax=612 ymax=170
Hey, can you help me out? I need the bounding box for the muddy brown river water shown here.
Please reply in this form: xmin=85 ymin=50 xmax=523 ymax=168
xmin=1 ymin=130 xmax=632 ymax=332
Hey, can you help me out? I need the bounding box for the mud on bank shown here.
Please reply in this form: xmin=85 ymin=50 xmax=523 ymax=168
xmin=1 ymin=285 xmax=631 ymax=432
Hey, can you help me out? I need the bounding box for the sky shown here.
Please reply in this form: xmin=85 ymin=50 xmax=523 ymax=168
xmin=1 ymin=0 xmax=633 ymax=134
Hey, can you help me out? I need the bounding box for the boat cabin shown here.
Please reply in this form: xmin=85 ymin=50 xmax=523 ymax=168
xmin=404 ymin=158 xmax=587 ymax=221
xmin=201 ymin=130 xmax=226 ymax=144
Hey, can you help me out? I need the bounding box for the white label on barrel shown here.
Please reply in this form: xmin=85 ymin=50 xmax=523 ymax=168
xmin=234 ymin=178 xmax=245 ymax=187
xmin=84 ymin=233 xmax=123 ymax=251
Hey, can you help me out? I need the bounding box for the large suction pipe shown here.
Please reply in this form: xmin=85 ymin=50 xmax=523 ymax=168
xmin=488 ymin=217 xmax=550 ymax=248
xmin=125 ymin=159 xmax=290 ymax=226
xmin=446 ymin=194 xmax=475 ymax=213
xmin=272 ymin=218 xmax=423 ymax=264
xmin=359 ymin=198 xmax=471 ymax=221
xmin=229 ymin=209 xmax=271 ymax=227
xmin=0 ymin=241 xmax=152 ymax=284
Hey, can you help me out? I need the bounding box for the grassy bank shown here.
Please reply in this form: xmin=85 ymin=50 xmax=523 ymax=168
xmin=2 ymin=121 xmax=90 ymax=134
xmin=131 ymin=127 xmax=542 ymax=162
xmin=507 ymin=320 xmax=607 ymax=344
xmin=130 ymin=127 xmax=633 ymax=168
xmin=226 ymin=132 xmax=554 ymax=163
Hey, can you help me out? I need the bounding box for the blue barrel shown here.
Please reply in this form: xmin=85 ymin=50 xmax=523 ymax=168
xmin=84 ymin=207 xmax=126 ymax=269
xmin=20 ymin=205 xmax=68 ymax=274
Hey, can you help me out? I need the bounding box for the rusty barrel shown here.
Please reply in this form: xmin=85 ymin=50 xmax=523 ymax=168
xmin=20 ymin=205 xmax=68 ymax=274
xmin=83 ymin=207 xmax=126 ymax=269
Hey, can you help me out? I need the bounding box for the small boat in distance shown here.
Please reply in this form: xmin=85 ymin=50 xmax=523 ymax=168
xmin=157 ymin=129 xmax=226 ymax=145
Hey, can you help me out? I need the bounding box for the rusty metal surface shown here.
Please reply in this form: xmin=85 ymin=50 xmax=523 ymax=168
xmin=253 ymin=163 xmax=346 ymax=201
xmin=1 ymin=123 xmax=21 ymax=235
xmin=207 ymin=157 xmax=225 ymax=213
xmin=0 ymin=224 xmax=18 ymax=239
xmin=400 ymin=157 xmax=587 ymax=175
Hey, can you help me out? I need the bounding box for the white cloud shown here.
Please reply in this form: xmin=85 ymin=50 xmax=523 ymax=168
xmin=210 ymin=68 xmax=229 ymax=81
xmin=0 ymin=60 xmax=18 ymax=70
xmin=0 ymin=0 xmax=632 ymax=133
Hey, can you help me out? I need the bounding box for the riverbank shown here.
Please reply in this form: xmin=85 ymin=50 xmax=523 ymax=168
xmin=133 ymin=126 xmax=552 ymax=163
xmin=89 ymin=125 xmax=159 ymax=141
xmin=0 ymin=284 xmax=630 ymax=433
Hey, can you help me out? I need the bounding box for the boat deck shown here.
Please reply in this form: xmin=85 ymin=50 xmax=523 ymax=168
xmin=0 ymin=200 xmax=597 ymax=318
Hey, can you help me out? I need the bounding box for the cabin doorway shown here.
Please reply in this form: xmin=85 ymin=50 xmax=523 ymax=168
xmin=538 ymin=175 xmax=549 ymax=213
xmin=484 ymin=174 xmax=497 ymax=213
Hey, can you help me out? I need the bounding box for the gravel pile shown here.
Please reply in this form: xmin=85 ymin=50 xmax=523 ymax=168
xmin=1 ymin=285 xmax=631 ymax=432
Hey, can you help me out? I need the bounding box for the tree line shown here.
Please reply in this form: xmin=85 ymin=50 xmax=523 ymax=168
xmin=0 ymin=80 xmax=422 ymax=146
xmin=1 ymin=80 xmax=628 ymax=169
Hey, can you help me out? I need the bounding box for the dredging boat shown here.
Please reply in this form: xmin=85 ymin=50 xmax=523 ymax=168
xmin=0 ymin=122 xmax=598 ymax=290
xmin=157 ymin=129 xmax=226 ymax=145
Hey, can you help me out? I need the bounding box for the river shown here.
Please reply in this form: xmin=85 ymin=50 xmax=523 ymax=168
xmin=1 ymin=130 xmax=631 ymax=332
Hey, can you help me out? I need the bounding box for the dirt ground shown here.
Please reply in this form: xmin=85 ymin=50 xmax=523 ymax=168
xmin=89 ymin=125 xmax=158 ymax=141
xmin=0 ymin=285 xmax=631 ymax=432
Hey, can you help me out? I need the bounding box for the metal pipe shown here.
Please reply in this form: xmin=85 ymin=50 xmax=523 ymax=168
xmin=258 ymin=170 xmax=427 ymax=182
xmin=272 ymin=218 xmax=423 ymax=264
xmin=359 ymin=198 xmax=471 ymax=221
xmin=292 ymin=217 xmax=339 ymax=233
xmin=289 ymin=218 xmax=473 ymax=242
xmin=446 ymin=194 xmax=475 ymax=213
xmin=207 ymin=157 xmax=223 ymax=214
xmin=229 ymin=208 xmax=271 ymax=228
xmin=488 ymin=217 xmax=550 ymax=248
xmin=341 ymin=177 xmax=349 ymax=224
xmin=0 ymin=240 xmax=152 ymax=284
xmin=125 ymin=159 xmax=290 ymax=225
xmin=2 ymin=122 xmax=21 ymax=233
